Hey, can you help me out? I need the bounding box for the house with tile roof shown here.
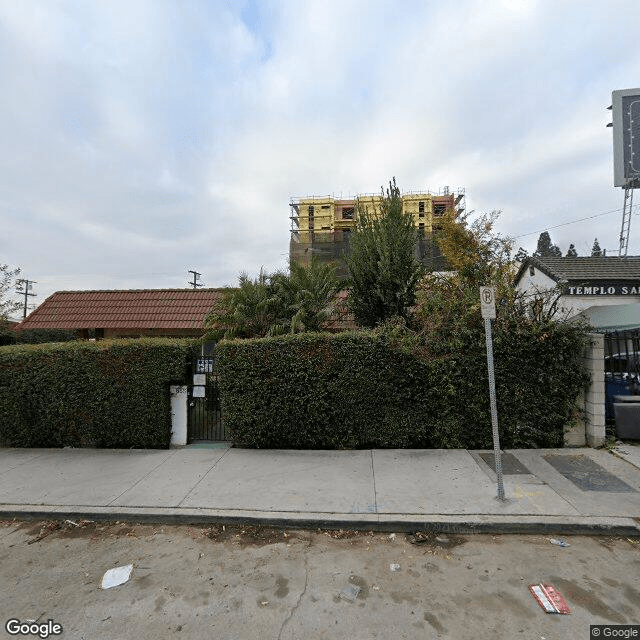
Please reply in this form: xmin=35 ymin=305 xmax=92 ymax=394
xmin=17 ymin=289 xmax=226 ymax=339
xmin=515 ymin=256 xmax=640 ymax=324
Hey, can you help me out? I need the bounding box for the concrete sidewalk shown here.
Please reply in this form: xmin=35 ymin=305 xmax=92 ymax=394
xmin=1 ymin=445 xmax=640 ymax=535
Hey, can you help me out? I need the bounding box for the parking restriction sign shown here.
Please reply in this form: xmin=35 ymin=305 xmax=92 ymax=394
xmin=480 ymin=286 xmax=496 ymax=319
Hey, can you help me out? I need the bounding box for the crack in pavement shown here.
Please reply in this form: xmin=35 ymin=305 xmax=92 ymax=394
xmin=277 ymin=546 xmax=309 ymax=640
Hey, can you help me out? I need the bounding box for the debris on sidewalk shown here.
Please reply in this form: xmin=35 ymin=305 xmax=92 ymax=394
xmin=408 ymin=531 xmax=430 ymax=545
xmin=528 ymin=584 xmax=570 ymax=614
xmin=406 ymin=531 xmax=466 ymax=550
xmin=27 ymin=521 xmax=61 ymax=544
xmin=389 ymin=563 xmax=401 ymax=572
xmin=339 ymin=584 xmax=361 ymax=602
xmin=549 ymin=538 xmax=570 ymax=547
xmin=101 ymin=564 xmax=133 ymax=589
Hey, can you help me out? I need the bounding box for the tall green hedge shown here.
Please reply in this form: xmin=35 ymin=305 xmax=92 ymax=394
xmin=0 ymin=338 xmax=194 ymax=448
xmin=216 ymin=327 xmax=590 ymax=449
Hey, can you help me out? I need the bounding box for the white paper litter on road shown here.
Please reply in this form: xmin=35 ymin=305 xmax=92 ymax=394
xmin=101 ymin=564 xmax=133 ymax=589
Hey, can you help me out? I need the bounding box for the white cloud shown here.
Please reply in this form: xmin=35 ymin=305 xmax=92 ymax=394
xmin=1 ymin=0 xmax=639 ymax=304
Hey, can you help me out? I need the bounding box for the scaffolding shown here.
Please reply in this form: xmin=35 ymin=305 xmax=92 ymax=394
xmin=289 ymin=189 xmax=465 ymax=275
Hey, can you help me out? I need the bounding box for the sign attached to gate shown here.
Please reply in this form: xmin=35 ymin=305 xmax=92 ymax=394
xmin=196 ymin=358 xmax=214 ymax=373
xmin=480 ymin=286 xmax=496 ymax=319
xmin=192 ymin=386 xmax=206 ymax=398
xmin=193 ymin=373 xmax=206 ymax=386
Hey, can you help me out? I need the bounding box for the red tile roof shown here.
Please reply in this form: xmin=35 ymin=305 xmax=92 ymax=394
xmin=18 ymin=289 xmax=226 ymax=331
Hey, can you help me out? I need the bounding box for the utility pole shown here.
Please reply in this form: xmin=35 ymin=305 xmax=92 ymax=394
xmin=15 ymin=279 xmax=37 ymax=319
xmin=188 ymin=270 xmax=203 ymax=289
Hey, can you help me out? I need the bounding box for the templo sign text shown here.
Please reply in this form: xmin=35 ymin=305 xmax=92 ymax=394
xmin=565 ymin=284 xmax=640 ymax=296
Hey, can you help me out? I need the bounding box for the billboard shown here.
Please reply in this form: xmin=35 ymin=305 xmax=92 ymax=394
xmin=612 ymin=88 xmax=640 ymax=188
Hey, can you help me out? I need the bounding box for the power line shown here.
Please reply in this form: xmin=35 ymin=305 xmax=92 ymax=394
xmin=513 ymin=204 xmax=640 ymax=240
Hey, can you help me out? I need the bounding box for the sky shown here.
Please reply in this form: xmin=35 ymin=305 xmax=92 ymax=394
xmin=2 ymin=0 xmax=640 ymax=312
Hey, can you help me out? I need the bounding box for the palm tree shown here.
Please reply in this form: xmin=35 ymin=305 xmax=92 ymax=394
xmin=274 ymin=258 xmax=340 ymax=333
xmin=205 ymin=259 xmax=340 ymax=339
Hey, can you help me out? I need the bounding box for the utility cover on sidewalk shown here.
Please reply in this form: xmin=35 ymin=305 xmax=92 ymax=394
xmin=544 ymin=454 xmax=636 ymax=492
xmin=478 ymin=452 xmax=531 ymax=475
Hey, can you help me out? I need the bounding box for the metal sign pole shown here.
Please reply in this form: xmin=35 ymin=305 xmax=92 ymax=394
xmin=480 ymin=286 xmax=505 ymax=501
xmin=484 ymin=317 xmax=505 ymax=501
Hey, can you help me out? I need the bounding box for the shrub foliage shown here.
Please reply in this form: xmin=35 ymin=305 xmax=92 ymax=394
xmin=0 ymin=338 xmax=193 ymax=448
xmin=217 ymin=326 xmax=590 ymax=450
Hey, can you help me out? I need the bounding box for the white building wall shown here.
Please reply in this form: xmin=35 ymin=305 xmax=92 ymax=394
xmin=517 ymin=266 xmax=640 ymax=318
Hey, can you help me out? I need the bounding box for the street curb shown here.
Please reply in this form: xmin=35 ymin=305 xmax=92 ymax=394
xmin=2 ymin=506 xmax=639 ymax=537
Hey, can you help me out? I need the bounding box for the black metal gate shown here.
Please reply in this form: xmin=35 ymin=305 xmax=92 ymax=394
xmin=187 ymin=356 xmax=229 ymax=442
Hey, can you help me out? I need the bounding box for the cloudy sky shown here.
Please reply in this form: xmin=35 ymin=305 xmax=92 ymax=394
xmin=2 ymin=0 xmax=639 ymax=310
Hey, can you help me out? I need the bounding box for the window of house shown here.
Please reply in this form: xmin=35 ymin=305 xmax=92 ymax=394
xmin=321 ymin=205 xmax=330 ymax=209
xmin=433 ymin=204 xmax=446 ymax=217
xmin=418 ymin=213 xmax=424 ymax=218
xmin=418 ymin=222 xmax=425 ymax=230
xmin=308 ymin=205 xmax=315 ymax=216
xmin=419 ymin=201 xmax=425 ymax=213
xmin=342 ymin=207 xmax=355 ymax=220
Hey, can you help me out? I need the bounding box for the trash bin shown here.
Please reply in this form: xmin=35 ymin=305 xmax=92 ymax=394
xmin=613 ymin=395 xmax=640 ymax=439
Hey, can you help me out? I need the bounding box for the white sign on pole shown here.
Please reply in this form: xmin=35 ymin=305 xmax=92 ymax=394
xmin=480 ymin=286 xmax=496 ymax=319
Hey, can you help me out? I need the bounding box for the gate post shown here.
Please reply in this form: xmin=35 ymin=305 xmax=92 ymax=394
xmin=170 ymin=385 xmax=188 ymax=446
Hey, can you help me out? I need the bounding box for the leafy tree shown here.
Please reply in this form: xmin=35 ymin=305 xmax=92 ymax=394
xmin=414 ymin=210 xmax=521 ymax=351
xmin=1 ymin=264 xmax=21 ymax=320
xmin=205 ymin=259 xmax=339 ymax=339
xmin=591 ymin=238 xmax=602 ymax=257
xmin=346 ymin=178 xmax=423 ymax=327
xmin=436 ymin=209 xmax=513 ymax=287
xmin=411 ymin=209 xmax=583 ymax=356
xmin=533 ymin=231 xmax=562 ymax=258
xmin=566 ymin=244 xmax=578 ymax=257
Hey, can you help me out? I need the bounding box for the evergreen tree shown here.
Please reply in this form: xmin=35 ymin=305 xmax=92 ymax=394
xmin=533 ymin=231 xmax=562 ymax=258
xmin=346 ymin=178 xmax=423 ymax=327
xmin=514 ymin=247 xmax=528 ymax=262
xmin=566 ymin=244 xmax=578 ymax=257
xmin=591 ymin=238 xmax=602 ymax=257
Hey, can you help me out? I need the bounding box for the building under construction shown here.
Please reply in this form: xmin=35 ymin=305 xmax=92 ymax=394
xmin=289 ymin=188 xmax=465 ymax=276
